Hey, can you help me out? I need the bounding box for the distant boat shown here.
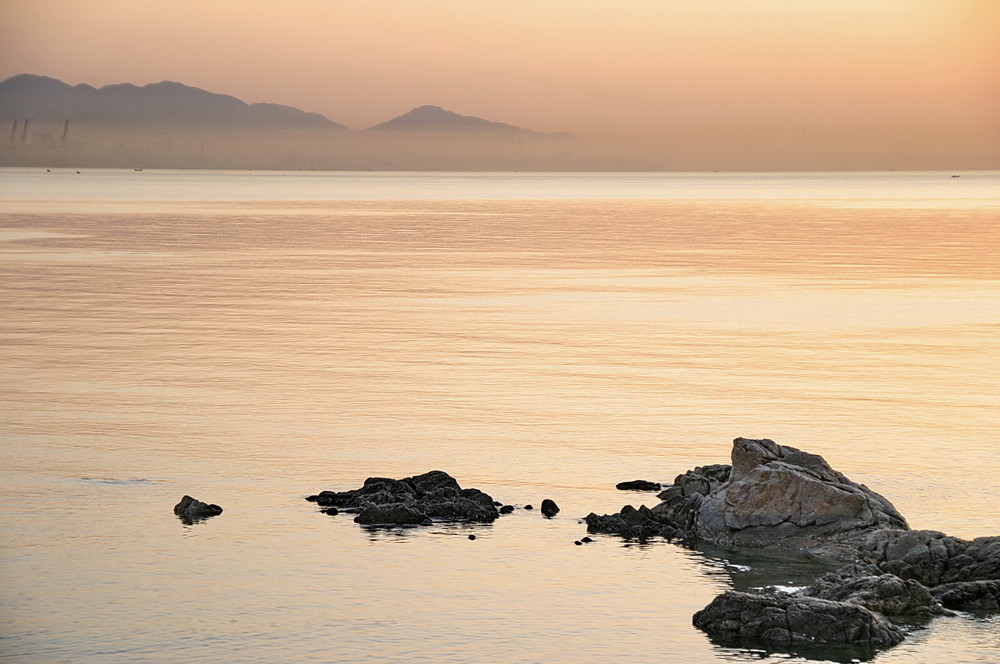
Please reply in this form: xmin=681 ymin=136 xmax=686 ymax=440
xmin=951 ymin=174 xmax=961 ymax=178
xmin=134 ymin=168 xmax=143 ymax=172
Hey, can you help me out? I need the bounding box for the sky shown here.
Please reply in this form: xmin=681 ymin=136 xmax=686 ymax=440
xmin=1 ymin=0 xmax=998 ymax=168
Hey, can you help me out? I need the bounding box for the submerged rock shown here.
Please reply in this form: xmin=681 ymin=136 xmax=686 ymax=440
xmin=173 ymin=495 xmax=223 ymax=523
xmin=615 ymin=480 xmax=661 ymax=491
xmin=306 ymin=470 xmax=502 ymax=526
xmin=693 ymin=590 xmax=905 ymax=648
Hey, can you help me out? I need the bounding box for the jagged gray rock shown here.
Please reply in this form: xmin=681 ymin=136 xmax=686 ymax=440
xmin=859 ymin=531 xmax=1000 ymax=587
xmin=696 ymin=438 xmax=908 ymax=551
xmin=798 ymin=564 xmax=944 ymax=618
xmin=931 ymin=580 xmax=1000 ymax=612
xmin=693 ymin=590 xmax=905 ymax=648
xmin=305 ymin=470 xmax=501 ymax=526
xmin=584 ymin=437 xmax=998 ymax=657
xmin=173 ymin=495 xmax=223 ymax=523
xmin=587 ymin=438 xmax=908 ymax=555
xmin=585 ymin=504 xmax=679 ymax=541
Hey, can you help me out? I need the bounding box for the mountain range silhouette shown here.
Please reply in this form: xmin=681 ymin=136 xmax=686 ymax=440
xmin=0 ymin=74 xmax=566 ymax=136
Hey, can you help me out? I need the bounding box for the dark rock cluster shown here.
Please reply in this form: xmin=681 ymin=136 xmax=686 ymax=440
xmin=173 ymin=495 xmax=223 ymax=524
xmin=306 ymin=470 xmax=502 ymax=526
xmin=587 ymin=438 xmax=999 ymax=654
xmin=795 ymin=563 xmax=944 ymax=618
xmin=693 ymin=590 xmax=905 ymax=649
xmin=174 ymin=436 xmax=997 ymax=658
xmin=858 ymin=529 xmax=1000 ymax=612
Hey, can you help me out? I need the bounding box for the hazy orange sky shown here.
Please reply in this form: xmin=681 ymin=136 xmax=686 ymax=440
xmin=2 ymin=0 xmax=997 ymax=166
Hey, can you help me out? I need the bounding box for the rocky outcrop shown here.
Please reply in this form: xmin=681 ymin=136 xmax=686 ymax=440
xmin=587 ymin=438 xmax=907 ymax=554
xmin=692 ymin=590 xmax=905 ymax=649
xmin=306 ymin=470 xmax=501 ymax=526
xmin=797 ymin=564 xmax=944 ymax=618
xmin=931 ymin=580 xmax=1000 ymax=612
xmin=616 ymin=480 xmax=661 ymax=491
xmin=859 ymin=531 xmax=1000 ymax=587
xmin=586 ymin=437 xmax=998 ymax=654
xmin=173 ymin=495 xmax=223 ymax=523
xmin=696 ymin=438 xmax=907 ymax=551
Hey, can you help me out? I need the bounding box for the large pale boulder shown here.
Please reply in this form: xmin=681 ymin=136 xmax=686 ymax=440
xmin=694 ymin=438 xmax=908 ymax=551
xmin=586 ymin=438 xmax=908 ymax=554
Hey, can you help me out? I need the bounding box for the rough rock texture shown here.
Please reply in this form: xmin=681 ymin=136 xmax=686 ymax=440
xmin=588 ymin=438 xmax=907 ymax=554
xmin=306 ymin=470 xmax=501 ymax=526
xmin=798 ymin=564 xmax=944 ymax=618
xmin=859 ymin=531 xmax=1000 ymax=587
xmin=585 ymin=504 xmax=679 ymax=541
xmin=173 ymin=495 xmax=223 ymax=523
xmin=931 ymin=580 xmax=1000 ymax=612
xmin=696 ymin=438 xmax=908 ymax=550
xmin=587 ymin=437 xmax=1000 ymax=655
xmin=693 ymin=590 xmax=905 ymax=648
xmin=616 ymin=480 xmax=661 ymax=491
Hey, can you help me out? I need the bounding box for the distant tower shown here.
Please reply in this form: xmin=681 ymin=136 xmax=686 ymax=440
xmin=21 ymin=119 xmax=28 ymax=145
xmin=62 ymin=119 xmax=69 ymax=146
xmin=9 ymin=119 xmax=16 ymax=145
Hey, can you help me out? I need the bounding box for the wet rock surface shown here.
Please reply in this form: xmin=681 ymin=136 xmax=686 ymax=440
xmin=585 ymin=504 xmax=679 ymax=542
xmin=306 ymin=470 xmax=501 ymax=526
xmin=587 ymin=438 xmax=907 ymax=554
xmin=860 ymin=530 xmax=1000 ymax=587
xmin=583 ymin=437 xmax=999 ymax=654
xmin=692 ymin=590 xmax=905 ymax=649
xmin=540 ymin=499 xmax=560 ymax=517
xmin=931 ymin=580 xmax=1000 ymax=612
xmin=797 ymin=564 xmax=944 ymax=618
xmin=173 ymin=495 xmax=223 ymax=523
xmin=615 ymin=480 xmax=661 ymax=491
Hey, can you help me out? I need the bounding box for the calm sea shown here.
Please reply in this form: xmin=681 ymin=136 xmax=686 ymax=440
xmin=1 ymin=168 xmax=998 ymax=663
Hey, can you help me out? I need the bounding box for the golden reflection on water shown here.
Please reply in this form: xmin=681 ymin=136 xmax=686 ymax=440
xmin=1 ymin=195 xmax=998 ymax=663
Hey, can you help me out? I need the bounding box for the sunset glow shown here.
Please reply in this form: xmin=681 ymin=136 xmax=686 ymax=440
xmin=1 ymin=0 xmax=996 ymax=168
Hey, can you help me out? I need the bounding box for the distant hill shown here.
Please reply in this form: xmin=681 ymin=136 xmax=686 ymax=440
xmin=0 ymin=74 xmax=345 ymax=128
xmin=368 ymin=104 xmax=569 ymax=137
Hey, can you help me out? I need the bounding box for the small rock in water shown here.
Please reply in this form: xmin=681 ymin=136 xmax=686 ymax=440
xmin=540 ymin=499 xmax=560 ymax=517
xmin=574 ymin=540 xmax=583 ymax=546
xmin=581 ymin=537 xmax=593 ymax=543
xmin=615 ymin=480 xmax=661 ymax=491
xmin=524 ymin=504 xmax=534 ymax=510
xmin=499 ymin=505 xmax=515 ymax=514
xmin=468 ymin=534 xmax=476 ymax=540
xmin=323 ymin=507 xmax=339 ymax=516
xmin=173 ymin=495 xmax=223 ymax=524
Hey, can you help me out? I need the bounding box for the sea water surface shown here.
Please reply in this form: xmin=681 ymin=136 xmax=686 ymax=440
xmin=1 ymin=169 xmax=998 ymax=663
